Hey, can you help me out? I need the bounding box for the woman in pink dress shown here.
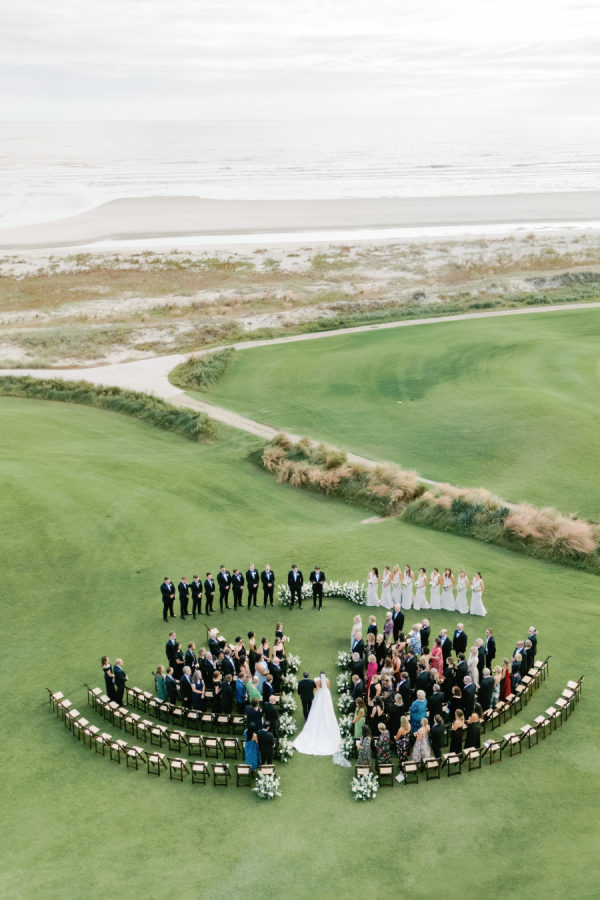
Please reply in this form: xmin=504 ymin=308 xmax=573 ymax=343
xmin=366 ymin=654 xmax=378 ymax=693
xmin=430 ymin=636 xmax=444 ymax=677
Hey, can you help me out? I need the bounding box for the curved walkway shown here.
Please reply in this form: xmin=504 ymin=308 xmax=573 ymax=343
xmin=2 ymin=302 xmax=599 ymax=487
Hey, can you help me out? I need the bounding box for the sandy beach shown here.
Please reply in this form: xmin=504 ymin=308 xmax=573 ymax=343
xmin=1 ymin=191 xmax=600 ymax=250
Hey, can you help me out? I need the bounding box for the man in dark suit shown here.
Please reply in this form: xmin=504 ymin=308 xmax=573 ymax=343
xmin=455 ymin=653 xmax=469 ymax=687
xmin=261 ymin=564 xmax=275 ymax=607
xmin=262 ymin=695 xmax=279 ymax=738
xmin=232 ymin=569 xmax=244 ymax=609
xmin=351 ymin=675 xmax=365 ymax=703
xmin=439 ymin=629 xmax=453 ymax=663
xmin=190 ymin=575 xmax=203 ymax=618
xmin=392 ymin=604 xmax=405 ymax=641
xmin=246 ymin=563 xmax=260 ymax=607
xmin=288 ymin=565 xmax=304 ymax=608
xmin=310 ymin=566 xmax=325 ymax=609
xmin=527 ymin=627 xmax=538 ymax=660
xmin=262 ymin=674 xmax=275 ymax=704
xmin=430 ymin=715 xmax=446 ymax=759
xmin=245 ymin=698 xmax=262 ymax=732
xmin=204 ymin=573 xmax=215 ymax=615
xmin=160 ymin=577 xmax=175 ymax=621
xmin=476 ymin=638 xmax=486 ymax=681
xmin=415 ymin=663 xmax=430 ymax=696
xmin=220 ymin=674 xmax=234 ymax=714
xmin=351 ymin=653 xmax=364 ymax=681
xmin=208 ymin=632 xmax=221 ymax=660
xmin=177 ymin=577 xmax=190 ymax=618
xmin=221 ymin=648 xmax=235 ymax=679
xmin=257 ymin=727 xmax=275 ymax=764
xmin=297 ymin=672 xmax=315 ymax=719
xmin=351 ymin=632 xmax=364 ymax=658
xmin=478 ymin=668 xmax=495 ymax=711
xmin=396 ymin=672 xmax=412 ymax=709
xmin=484 ymin=628 xmax=496 ymax=670
xmin=404 ymin=650 xmax=418 ymax=687
xmin=113 ymin=658 xmax=127 ymax=704
xmin=165 ymin=667 xmax=178 ymax=703
xmin=462 ymin=677 xmax=477 ymax=717
xmin=453 ymin=623 xmax=468 ymax=656
xmin=179 ymin=666 xmax=193 ymax=709
xmin=420 ymin=619 xmax=431 ymax=651
xmin=428 ymin=683 xmax=446 ymax=724
xmin=184 ymin=642 xmax=197 ymax=672
xmin=201 ymin=653 xmax=216 ymax=690
xmin=269 ymin=657 xmax=283 ymax=694
xmin=165 ymin=632 xmax=177 ymax=666
xmin=217 ymin=565 xmax=231 ymax=612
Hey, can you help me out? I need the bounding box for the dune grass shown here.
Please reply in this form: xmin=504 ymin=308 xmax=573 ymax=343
xmin=1 ymin=397 xmax=598 ymax=899
xmin=201 ymin=307 xmax=600 ymax=520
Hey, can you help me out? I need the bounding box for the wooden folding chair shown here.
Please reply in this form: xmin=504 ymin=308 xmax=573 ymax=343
xmin=216 ymin=715 xmax=231 ymax=735
xmin=534 ymin=714 xmax=551 ymax=739
xmin=87 ymin=686 xmax=102 ymax=709
xmin=47 ymin=690 xmax=64 ymax=712
xmin=442 ymin=753 xmax=462 ymax=777
xmin=354 ymin=765 xmax=371 ymax=778
xmin=502 ymin=732 xmax=523 ymax=757
xmin=95 ymin=732 xmax=112 ymax=756
xmin=135 ymin=719 xmax=152 ymax=742
xmin=167 ymin=730 xmax=187 ymax=753
xmin=236 ymin=763 xmax=252 ymax=786
xmin=146 ymin=752 xmax=167 ymax=776
xmin=482 ymin=740 xmax=502 ymax=764
xmin=65 ymin=708 xmax=80 ymax=731
xmin=554 ymin=697 xmax=569 ymax=722
xmin=231 ymin=716 xmax=246 ymax=735
xmin=171 ymin=707 xmax=185 ymax=729
xmin=502 ymin=694 xmax=515 ymax=723
xmin=186 ymin=711 xmax=200 ymax=731
xmin=513 ymin=684 xmax=527 ymax=713
xmin=188 ymin=736 xmax=204 ymax=756
xmin=191 ymin=760 xmax=209 ymax=784
xmin=58 ymin=698 xmax=73 ymax=720
xmin=72 ymin=717 xmax=89 ymax=741
xmin=259 ymin=765 xmax=275 ymax=777
xmin=462 ymin=747 xmax=482 ymax=771
xmin=167 ymin=757 xmax=190 ymax=782
xmin=222 ymin=738 xmax=239 ymax=760
xmin=109 ymin=739 xmax=128 ymax=763
xmin=546 ymin=706 xmax=562 ymax=730
xmin=148 ymin=698 xmax=161 ymax=719
xmin=82 ymin=724 xmax=100 ymax=747
xmin=204 ymin=690 xmax=214 ymax=709
xmin=520 ymin=724 xmax=538 ymax=748
xmin=377 ymin=764 xmax=394 ymax=786
xmin=212 ymin=762 xmax=231 ymax=786
xmin=424 ymin=757 xmax=441 ymax=781
xmin=204 ymin=737 xmax=221 ymax=758
xmin=201 ymin=713 xmax=215 ymax=733
xmin=124 ymin=713 xmax=141 ymax=735
xmin=150 ymin=725 xmax=168 ymax=747
xmin=158 ymin=704 xmax=172 ymax=724
xmin=126 ymin=746 xmax=146 ymax=770
xmin=402 ymin=760 xmax=419 ymax=784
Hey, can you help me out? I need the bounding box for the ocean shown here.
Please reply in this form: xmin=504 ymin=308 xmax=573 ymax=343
xmin=1 ymin=117 xmax=599 ymax=230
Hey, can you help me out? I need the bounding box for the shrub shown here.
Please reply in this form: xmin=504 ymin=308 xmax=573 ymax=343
xmin=169 ymin=348 xmax=234 ymax=391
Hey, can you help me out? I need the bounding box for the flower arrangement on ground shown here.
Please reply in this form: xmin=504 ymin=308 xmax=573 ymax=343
xmin=337 ymin=651 xmax=352 ymax=669
xmin=338 ymin=714 xmax=354 ymax=737
xmin=281 ymin=673 xmax=298 ymax=693
xmin=253 ymin=770 xmax=282 ymax=800
xmin=340 ymin=734 xmax=355 ymax=757
xmin=337 ymin=693 xmax=354 ymax=714
xmin=280 ymin=693 xmax=297 ymax=712
xmin=276 ymin=737 xmax=295 ymax=762
xmin=278 ymin=712 xmax=297 ymax=736
xmin=286 ymin=653 xmax=301 ymax=673
xmin=351 ymin=772 xmax=379 ymax=801
xmin=277 ymin=581 xmax=367 ymax=608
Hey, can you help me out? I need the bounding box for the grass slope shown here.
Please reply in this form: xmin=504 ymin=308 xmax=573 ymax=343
xmin=201 ymin=307 xmax=600 ymax=520
xmin=1 ymin=398 xmax=598 ymax=900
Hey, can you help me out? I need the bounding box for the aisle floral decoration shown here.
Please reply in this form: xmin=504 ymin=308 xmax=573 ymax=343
xmin=337 ymin=651 xmax=352 ymax=669
xmin=336 ymin=671 xmax=352 ymax=691
xmin=279 ymin=712 xmax=297 ymax=737
xmin=340 ymin=734 xmax=355 ymax=757
xmin=276 ymin=737 xmax=295 ymax=762
xmin=277 ymin=580 xmax=367 ymax=608
xmin=281 ymin=673 xmax=298 ymax=693
xmin=286 ymin=653 xmax=301 ymax=674
xmin=254 ymin=770 xmax=282 ymax=800
xmin=338 ymin=714 xmax=354 ymax=737
xmin=280 ymin=693 xmax=297 ymax=712
xmin=351 ymin=772 xmax=379 ymax=801
xmin=337 ymin=692 xmax=354 ymax=714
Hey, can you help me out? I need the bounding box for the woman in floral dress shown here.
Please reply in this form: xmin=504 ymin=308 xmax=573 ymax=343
xmin=395 ymin=715 xmax=411 ymax=764
xmin=411 ymin=718 xmax=432 ymax=763
xmin=375 ymin=723 xmax=393 ymax=765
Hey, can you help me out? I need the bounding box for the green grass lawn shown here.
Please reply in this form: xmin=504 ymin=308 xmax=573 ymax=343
xmin=1 ymin=397 xmax=598 ymax=899
xmin=201 ymin=307 xmax=600 ymax=520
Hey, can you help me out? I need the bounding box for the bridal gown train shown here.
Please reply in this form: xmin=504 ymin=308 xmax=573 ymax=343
xmin=292 ymin=675 xmax=342 ymax=756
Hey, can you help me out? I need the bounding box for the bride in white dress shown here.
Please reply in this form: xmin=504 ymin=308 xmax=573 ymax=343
xmin=366 ymin=568 xmax=380 ymax=607
xmin=429 ymin=568 xmax=442 ymax=610
xmin=292 ymin=673 xmax=341 ymax=756
xmin=441 ymin=568 xmax=455 ymax=611
xmin=401 ymin=566 xmax=414 ymax=610
xmin=413 ymin=567 xmax=429 ymax=610
xmin=391 ymin=565 xmax=402 ymax=607
xmin=380 ymin=566 xmax=393 ymax=609
xmin=455 ymin=570 xmax=470 ymax=615
xmin=470 ymin=572 xmax=487 ymax=616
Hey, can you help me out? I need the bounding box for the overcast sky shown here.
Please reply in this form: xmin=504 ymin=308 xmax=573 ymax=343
xmin=1 ymin=0 xmax=598 ymax=120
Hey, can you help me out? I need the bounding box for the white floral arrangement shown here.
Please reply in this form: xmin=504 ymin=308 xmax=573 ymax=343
xmin=337 ymin=671 xmax=352 ymax=691
xmin=337 ymin=693 xmax=354 ymax=714
xmin=280 ymin=693 xmax=297 ymax=712
xmin=286 ymin=654 xmax=301 ymax=674
xmin=337 ymin=651 xmax=352 ymax=669
xmin=277 ymin=737 xmax=295 ymax=762
xmin=351 ymin=772 xmax=379 ymax=801
xmin=277 ymin=581 xmax=367 ymax=608
xmin=281 ymin=673 xmax=298 ymax=693
xmin=340 ymin=734 xmax=355 ymax=757
xmin=338 ymin=714 xmax=354 ymax=736
xmin=278 ymin=712 xmax=297 ymax=736
xmin=253 ymin=771 xmax=282 ymax=800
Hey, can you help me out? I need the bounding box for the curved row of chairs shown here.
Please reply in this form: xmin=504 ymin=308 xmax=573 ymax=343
xmin=46 ymin=689 xmax=275 ymax=787
xmin=357 ymin=672 xmax=583 ymax=787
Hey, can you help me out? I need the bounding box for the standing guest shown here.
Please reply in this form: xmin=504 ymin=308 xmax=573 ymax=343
xmin=244 ymin=727 xmax=261 ymax=771
xmin=204 ymin=573 xmax=215 ymax=615
xmin=351 ymin=615 xmax=363 ymax=649
xmin=351 ymin=652 xmax=364 ymax=681
xmin=408 ymin=624 xmax=422 ymax=656
xmin=396 ymin=672 xmax=412 ymax=710
xmin=391 ymin=565 xmax=402 ymax=607
xmin=430 ymin=637 xmax=444 ymax=677
xmin=201 ymin=653 xmax=216 ymax=690
xmin=246 ymin=563 xmax=260 ymax=608
xmin=411 ymin=718 xmax=431 ymax=763
xmin=428 ymin=683 xmax=446 ymax=723
xmin=485 ymin=629 xmax=496 ymax=670
xmin=415 ymin=663 xmax=430 ymax=696
xmin=395 ymin=715 xmax=411 ymax=764
xmin=351 ymin=674 xmax=365 ymax=704
xmin=269 ymin=656 xmax=283 ymax=694
xmin=232 ymin=569 xmax=245 ymax=609
xmin=420 ymin=619 xmax=431 ymax=651
xmin=383 ymin=612 xmax=394 ymax=645
xmin=374 ymin=634 xmax=387 ymax=671
xmin=190 ymin=575 xmax=203 ymax=618
xmin=185 ymin=642 xmax=197 ymax=673
xmin=467 ymin=647 xmax=480 ymax=685
xmin=208 ymin=629 xmax=221 ymax=659
xmin=380 ymin=566 xmax=393 ymax=609
xmin=401 ymin=566 xmax=414 ymax=610
xmin=102 ymin=656 xmax=117 ymax=702
xmin=154 ymin=665 xmax=167 ymax=701
xmin=414 ymin=568 xmax=429 ymax=610
xmin=449 ymin=686 xmax=463 ymax=722
xmin=439 ymin=629 xmax=453 ymax=663
xmin=430 ymin=714 xmax=446 ymax=759
xmin=261 ymin=564 xmax=275 ymax=607
xmin=366 ymin=616 xmax=378 ymax=640
xmin=527 ymin=626 xmax=538 ymax=660
xmin=429 ymin=568 xmax=442 ymax=610
xmin=178 ymin=576 xmax=190 ymax=619
xmin=462 ymin=677 xmax=477 ymax=717
xmin=220 ymin=674 xmax=234 ymax=714
xmin=524 ymin=640 xmax=534 ymax=672
xmin=173 ymin=643 xmax=185 ymax=680
xmin=409 ymin=690 xmax=428 ymax=733
xmin=370 ymin=698 xmax=386 ymax=734
xmin=392 ymin=603 xmax=405 ymax=641
xmin=441 ymin=568 xmax=455 ymax=612
xmin=257 ymin=727 xmax=275 ymax=764
xmin=375 ymin=723 xmax=393 ymax=764
xmin=511 ymin=654 xmax=523 ymax=689
xmin=217 ymin=565 xmax=231 ymax=612
xmin=179 ymin=666 xmax=193 ymax=709
xmin=449 ymin=710 xmax=465 ymax=753
xmin=357 ymin=726 xmax=372 ymax=767
xmin=478 ymin=668 xmax=495 ymax=712
xmin=191 ymin=670 xmax=205 ymax=711
xmin=470 ymin=572 xmax=487 ymax=616
xmin=211 ymin=672 xmax=222 ymax=713
xmin=475 ymin=638 xmax=486 ymax=680
xmin=453 ymin=623 xmax=468 ymax=656
xmin=288 ymin=564 xmax=304 ymax=608
xmin=263 ymin=694 xmax=280 ymax=739
xmin=247 ymin=632 xmax=257 ymax=675
xmin=388 ymin=694 xmax=404 ymax=736
xmin=160 ymin=577 xmax=175 ymax=621
xmin=366 ymin=654 xmax=378 ymax=692
xmin=255 ymin=654 xmax=269 ymax=691
xmin=165 ymin=632 xmax=177 ymax=667
xmin=353 ymin=698 xmax=367 ymax=745
xmin=351 ymin=631 xmax=364 ymax=658
xmin=235 ymin=672 xmax=247 ymax=714
xmin=245 ymin=697 xmax=262 ymax=732
xmin=491 ymin=665 xmax=503 ymax=707
xmin=113 ymin=658 xmax=127 ymax=704
xmin=260 ymin=636 xmax=271 ymax=661
xmin=221 ymin=647 xmax=236 ymax=679
xmin=165 ymin=667 xmax=178 ymax=704
xmin=455 ymin=652 xmax=469 ymax=686
xmin=404 ymin=649 xmax=418 ymax=687
xmin=464 ymin=712 xmax=481 ymax=749
xmin=366 ymin=568 xmax=380 ymax=607
xmin=310 ymin=566 xmax=326 ymax=610
xmin=442 ymin=660 xmax=455 ymax=702
xmin=455 ymin=570 xmax=470 ymax=615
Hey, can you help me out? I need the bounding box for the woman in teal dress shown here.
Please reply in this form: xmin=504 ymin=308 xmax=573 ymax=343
xmin=409 ymin=690 xmax=428 ymax=733
xmin=244 ymin=727 xmax=261 ymax=771
xmin=154 ymin=665 xmax=167 ymax=701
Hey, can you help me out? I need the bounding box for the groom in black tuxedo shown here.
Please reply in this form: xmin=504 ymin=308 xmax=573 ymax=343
xmin=297 ymin=672 xmax=316 ymax=719
xmin=288 ymin=564 xmax=304 ymax=608
xmin=310 ymin=566 xmax=325 ymax=609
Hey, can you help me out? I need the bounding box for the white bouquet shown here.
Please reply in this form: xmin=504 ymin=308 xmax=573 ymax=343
xmin=280 ymin=693 xmax=297 ymax=712
xmin=282 ymin=673 xmax=298 ymax=693
xmin=286 ymin=654 xmax=301 ymax=674
xmin=351 ymin=772 xmax=379 ymax=801
xmin=279 ymin=712 xmax=297 ymax=736
xmin=277 ymin=737 xmax=295 ymax=762
xmin=253 ymin=771 xmax=282 ymax=800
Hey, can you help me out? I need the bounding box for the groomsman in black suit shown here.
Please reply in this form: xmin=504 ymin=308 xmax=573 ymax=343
xmin=178 ymin=577 xmax=190 ymax=618
xmin=261 ymin=564 xmax=275 ymax=607
xmin=190 ymin=575 xmax=203 ymax=618
xmin=297 ymin=672 xmax=316 ymax=720
xmin=453 ymin=623 xmax=468 ymax=655
xmin=288 ymin=564 xmax=304 ymax=608
xmin=392 ymin=604 xmax=405 ymax=641
xmin=160 ymin=577 xmax=175 ymax=621
xmin=439 ymin=629 xmax=453 ymax=663
xmin=232 ymin=569 xmax=245 ymax=608
xmin=217 ymin=565 xmax=231 ymax=612
xmin=485 ymin=629 xmax=496 ymax=670
xmin=310 ymin=566 xmax=325 ymax=609
xmin=246 ymin=563 xmax=260 ymax=607
xmin=204 ymin=573 xmax=215 ymax=615
xmin=165 ymin=632 xmax=177 ymax=666
xmin=113 ymin=658 xmax=127 ymax=704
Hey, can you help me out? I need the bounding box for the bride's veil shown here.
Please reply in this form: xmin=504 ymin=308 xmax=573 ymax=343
xmin=319 ymin=672 xmax=328 ymax=690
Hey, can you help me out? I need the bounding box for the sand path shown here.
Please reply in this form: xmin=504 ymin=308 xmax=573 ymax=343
xmin=2 ymin=301 xmax=599 ymax=491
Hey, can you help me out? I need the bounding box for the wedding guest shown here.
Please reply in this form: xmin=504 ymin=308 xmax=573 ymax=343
xmin=351 ymin=652 xmax=364 ymax=680
xmin=221 ymin=674 xmax=234 ymax=714
xmin=211 ymin=672 xmax=222 ymax=713
xmin=420 ymin=619 xmax=431 ymax=651
xmin=395 ymin=715 xmax=411 ymax=763
xmin=235 ymin=672 xmax=247 ymax=714
xmin=351 ymin=674 xmax=365 ymax=704
xmin=245 ymin=697 xmax=262 ymax=732
xmin=180 ymin=666 xmax=193 ymax=709
xmin=522 ymin=641 xmax=533 ymax=676
xmin=428 ymin=684 xmax=446 ymax=724
xmin=173 ymin=643 xmax=185 ymax=679
xmin=511 ymin=654 xmax=523 ymax=689
xmin=366 ymin=615 xmax=378 ymax=639
xmin=388 ymin=694 xmax=404 ymax=737
xmin=154 ymin=665 xmax=167 ymax=701
xmin=351 ymin=615 xmax=363 ymax=649
xmin=396 ymin=672 xmax=411 ymax=710
xmin=392 ymin=603 xmax=405 ymax=641
xmin=113 ymin=658 xmax=127 ymax=704
xmin=464 ymin=712 xmax=481 ymax=749
xmin=357 ymin=726 xmax=372 ymax=766
xmin=453 ymin=623 xmax=468 ymax=655
xmin=165 ymin=632 xmax=177 ymax=667
xmin=185 ymin=642 xmax=197 ymax=673
xmin=101 ymin=656 xmax=117 ymax=702
xmin=191 ymin=670 xmax=205 ymax=711
xmin=165 ymin=667 xmax=178 ymax=703
xmin=411 ymin=718 xmax=431 ymax=763
xmin=430 ymin=637 xmax=444 ymax=676
xmin=247 ymin=676 xmax=262 ymax=705
xmin=485 ymin=628 xmax=496 ymax=669
xmin=368 ymin=674 xmax=382 ymax=708
xmin=374 ymin=634 xmax=387 ymax=670
xmin=476 ymin=637 xmax=485 ymax=680
xmin=256 ymin=653 xmax=269 ymax=690
xmin=467 ymin=647 xmax=480 ymax=685
xmin=415 ymin=663 xmax=430 ymax=696
xmin=353 ymin=698 xmax=367 ymax=744
xmin=500 ymin=658 xmax=512 ymax=700
xmin=244 ymin=726 xmax=261 ymax=771
xmin=430 ymin=714 xmax=446 ymax=759
xmin=366 ymin=654 xmax=378 ymax=692
xmin=527 ymin=626 xmax=538 ymax=662
xmin=383 ymin=612 xmax=394 ymax=645
xmin=409 ymin=690 xmax=428 ymax=733
xmin=263 ymin=695 xmax=279 ymax=738
xmin=351 ymin=632 xmax=364 ymax=658
xmin=408 ymin=624 xmax=422 ymax=656
xmin=491 ymin=665 xmax=502 ymax=707
xmin=478 ymin=668 xmax=495 ymax=712
xmin=449 ymin=710 xmax=465 ymax=753
xmin=455 ymin=652 xmax=469 ymax=687
xmin=449 ymin=686 xmax=463 ymax=722
xmin=462 ymin=677 xmax=477 ymax=717
xmin=257 ymin=727 xmax=275 ymax=764
xmin=370 ymin=698 xmax=386 ymax=734
xmin=439 ymin=628 xmax=452 ymax=662
xmin=375 ymin=723 xmax=393 ymax=764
